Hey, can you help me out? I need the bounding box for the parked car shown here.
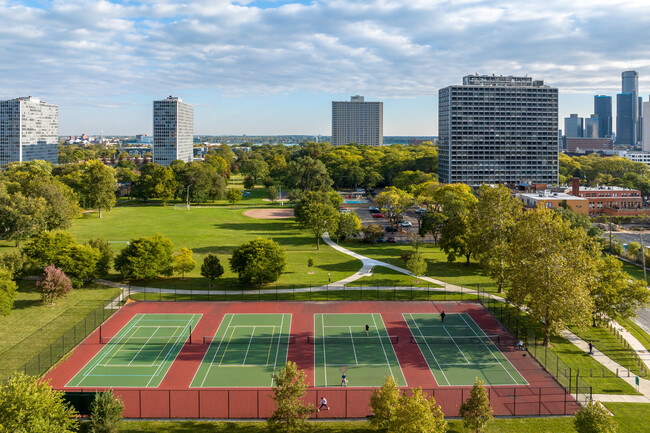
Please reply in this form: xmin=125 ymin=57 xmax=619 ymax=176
xmin=400 ymin=221 xmax=413 ymax=227
xmin=387 ymin=237 xmax=397 ymax=243
xmin=385 ymin=226 xmax=398 ymax=232
xmin=372 ymin=213 xmax=385 ymax=218
xmin=415 ymin=208 xmax=427 ymax=214
xmin=377 ymin=237 xmax=387 ymax=243
xmin=368 ymin=206 xmax=380 ymax=212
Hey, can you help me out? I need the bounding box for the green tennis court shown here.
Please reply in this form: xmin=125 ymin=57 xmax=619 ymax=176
xmin=191 ymin=313 xmax=292 ymax=387
xmin=403 ymin=313 xmax=528 ymax=386
xmin=66 ymin=313 xmax=201 ymax=388
xmin=313 ymin=313 xmax=406 ymax=387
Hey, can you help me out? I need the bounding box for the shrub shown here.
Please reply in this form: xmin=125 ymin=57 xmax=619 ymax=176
xmin=37 ymin=264 xmax=72 ymax=304
xmin=230 ymin=237 xmax=286 ymax=285
xmin=89 ymin=390 xmax=124 ymax=433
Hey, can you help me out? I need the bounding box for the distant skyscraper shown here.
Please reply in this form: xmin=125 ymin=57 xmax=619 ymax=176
xmin=438 ymin=75 xmax=558 ymax=185
xmin=594 ymin=95 xmax=612 ymax=138
xmin=585 ymin=115 xmax=599 ymax=138
xmin=565 ymin=114 xmax=584 ymax=138
xmin=331 ymin=95 xmax=383 ymax=146
xmin=153 ymin=96 xmax=194 ymax=166
xmin=0 ymin=96 xmax=58 ymax=166
xmin=617 ymin=71 xmax=640 ymax=145
xmin=617 ymin=93 xmax=636 ymax=145
xmin=642 ymin=98 xmax=650 ymax=152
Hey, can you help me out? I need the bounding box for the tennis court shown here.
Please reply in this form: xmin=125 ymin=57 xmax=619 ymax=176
xmin=313 ymin=313 xmax=406 ymax=387
xmin=66 ymin=313 xmax=201 ymax=388
xmin=403 ymin=313 xmax=528 ymax=386
xmin=191 ymin=313 xmax=292 ymax=387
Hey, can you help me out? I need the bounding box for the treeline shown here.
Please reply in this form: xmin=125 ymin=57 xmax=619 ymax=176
xmin=560 ymin=153 xmax=650 ymax=196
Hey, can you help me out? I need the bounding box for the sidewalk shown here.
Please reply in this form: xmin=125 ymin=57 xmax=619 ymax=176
xmin=609 ymin=320 xmax=650 ymax=372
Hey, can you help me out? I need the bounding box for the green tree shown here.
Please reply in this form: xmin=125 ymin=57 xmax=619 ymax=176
xmin=173 ymin=247 xmax=196 ymax=278
xmin=369 ymin=376 xmax=400 ymax=430
xmin=458 ymin=378 xmax=493 ymax=433
xmin=0 ymin=251 xmax=28 ymax=282
xmin=243 ymin=175 xmax=255 ymax=189
xmin=57 ymin=243 xmax=101 ymax=288
xmin=574 ymin=400 xmax=618 ymax=433
xmin=87 ymin=238 xmax=114 ymax=278
xmin=283 ymin=156 xmax=333 ymax=192
xmin=226 ymin=188 xmax=243 ymax=205
xmin=406 ymin=252 xmax=427 ymax=283
xmin=506 ymin=208 xmax=597 ymax=344
xmin=240 ymin=158 xmax=269 ymax=184
xmin=0 ymin=267 xmax=17 ymax=316
xmin=336 ymin=212 xmax=362 ymax=241
xmin=295 ymin=201 xmax=339 ymax=250
xmin=89 ymin=390 xmax=124 ymax=433
xmin=0 ymin=373 xmax=78 ymax=432
xmin=37 ymin=264 xmax=73 ymax=304
xmin=114 ymin=233 xmax=174 ymax=280
xmin=389 ymin=387 xmax=447 ymax=433
xmin=135 ymin=163 xmax=177 ymax=205
xmin=626 ymin=242 xmax=641 ymax=260
xmin=470 ymin=185 xmax=523 ymax=293
xmin=375 ymin=187 xmax=414 ymax=228
xmin=79 ymin=159 xmax=117 ymax=218
xmin=363 ymin=224 xmax=383 ymax=244
xmin=0 ymin=192 xmax=47 ymax=246
xmin=229 ymin=237 xmax=286 ymax=285
xmin=267 ymin=185 xmax=279 ymax=202
xmin=22 ymin=230 xmax=76 ymax=269
xmin=201 ymin=254 xmax=224 ymax=287
xmin=591 ymin=256 xmax=650 ymax=325
xmin=267 ymin=361 xmax=314 ymax=433
xmin=439 ymin=193 xmax=476 ymax=265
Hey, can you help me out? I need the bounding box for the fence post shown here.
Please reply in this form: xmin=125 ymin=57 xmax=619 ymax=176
xmin=513 ymin=388 xmax=516 ymax=415
xmin=538 ymin=387 xmax=542 ymax=415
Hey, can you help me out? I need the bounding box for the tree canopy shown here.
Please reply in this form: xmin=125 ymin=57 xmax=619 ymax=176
xmin=229 ymin=237 xmax=286 ymax=285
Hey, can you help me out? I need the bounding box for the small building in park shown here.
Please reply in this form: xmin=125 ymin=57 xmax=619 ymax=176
xmin=569 ymin=177 xmax=645 ymax=216
xmin=516 ymin=190 xmax=589 ymax=215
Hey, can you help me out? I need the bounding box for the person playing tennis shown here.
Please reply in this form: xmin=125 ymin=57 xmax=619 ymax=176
xmin=341 ymin=373 xmax=348 ymax=387
xmin=365 ymin=324 xmax=370 ymax=335
xmin=318 ymin=396 xmax=329 ymax=411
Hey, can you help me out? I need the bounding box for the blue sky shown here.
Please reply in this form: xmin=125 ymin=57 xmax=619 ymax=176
xmin=1 ymin=0 xmax=648 ymax=136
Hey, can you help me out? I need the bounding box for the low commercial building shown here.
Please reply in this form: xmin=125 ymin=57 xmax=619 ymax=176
xmin=570 ymin=178 xmax=644 ymax=216
xmin=516 ymin=191 xmax=588 ymax=215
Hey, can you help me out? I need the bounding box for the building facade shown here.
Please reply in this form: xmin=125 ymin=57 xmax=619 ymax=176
xmin=153 ymin=96 xmax=194 ymax=166
xmin=617 ymin=71 xmax=640 ymax=145
xmin=438 ymin=74 xmax=558 ymax=185
xmin=564 ymin=137 xmax=613 ymax=153
xmin=564 ymin=114 xmax=584 ymax=138
xmin=570 ymin=178 xmax=642 ymax=216
xmin=0 ymin=96 xmax=58 ymax=166
xmin=585 ymin=115 xmax=599 ymax=138
xmin=331 ymin=95 xmax=383 ymax=146
xmin=594 ymin=95 xmax=612 ymax=138
xmin=643 ymin=99 xmax=650 ymax=152
xmin=516 ymin=191 xmax=588 ymax=215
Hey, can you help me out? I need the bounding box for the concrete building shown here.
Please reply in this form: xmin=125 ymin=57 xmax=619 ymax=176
xmin=570 ymin=178 xmax=642 ymax=216
xmin=516 ymin=190 xmax=588 ymax=215
xmin=594 ymin=95 xmax=612 ymax=138
xmin=621 ymin=150 xmax=650 ymax=166
xmin=331 ymin=95 xmax=383 ymax=146
xmin=617 ymin=71 xmax=640 ymax=145
xmin=565 ymin=137 xmax=613 ymax=153
xmin=564 ymin=114 xmax=584 ymax=138
xmin=153 ymin=96 xmax=194 ymax=166
xmin=0 ymin=96 xmax=58 ymax=166
xmin=585 ymin=115 xmax=599 ymax=138
xmin=438 ymin=74 xmax=558 ymax=185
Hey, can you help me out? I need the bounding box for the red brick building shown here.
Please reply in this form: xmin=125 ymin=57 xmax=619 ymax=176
xmin=570 ymin=178 xmax=643 ymax=216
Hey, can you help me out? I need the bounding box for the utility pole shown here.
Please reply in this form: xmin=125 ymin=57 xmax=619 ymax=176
xmin=641 ymin=233 xmax=647 ymax=286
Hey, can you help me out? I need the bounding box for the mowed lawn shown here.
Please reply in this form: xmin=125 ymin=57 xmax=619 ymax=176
xmin=67 ymin=206 xmax=361 ymax=290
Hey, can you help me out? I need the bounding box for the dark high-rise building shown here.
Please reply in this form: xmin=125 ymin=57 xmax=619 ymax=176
xmin=438 ymin=74 xmax=558 ymax=185
xmin=617 ymin=71 xmax=640 ymax=145
xmin=617 ymin=93 xmax=635 ymax=145
xmin=564 ymin=114 xmax=584 ymax=138
xmin=594 ymin=95 xmax=612 ymax=138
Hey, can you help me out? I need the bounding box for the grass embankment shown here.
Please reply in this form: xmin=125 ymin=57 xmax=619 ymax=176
xmin=618 ymin=317 xmax=650 ymax=352
xmin=0 ymin=280 xmax=120 ymax=379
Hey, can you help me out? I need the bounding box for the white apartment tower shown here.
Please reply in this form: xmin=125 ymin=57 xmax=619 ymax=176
xmin=438 ymin=75 xmax=558 ymax=185
xmin=0 ymin=96 xmax=58 ymax=166
xmin=331 ymin=95 xmax=383 ymax=146
xmin=153 ymin=96 xmax=194 ymax=166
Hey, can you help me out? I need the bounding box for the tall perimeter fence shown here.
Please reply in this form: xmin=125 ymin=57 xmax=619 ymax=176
xmin=63 ymin=385 xmax=581 ymax=419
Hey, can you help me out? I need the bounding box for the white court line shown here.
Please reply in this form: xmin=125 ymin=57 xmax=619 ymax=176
xmin=441 ymin=326 xmax=470 ymax=364
xmin=371 ymin=313 xmax=397 ymax=382
xmin=348 ymin=326 xmax=359 ymax=365
xmin=145 ymin=316 xmax=197 ymax=387
xmin=459 ymin=313 xmax=527 ymax=385
xmin=200 ymin=314 xmax=235 ymax=388
xmin=270 ymin=314 xmax=286 ymax=386
xmin=321 ymin=314 xmax=327 ymax=385
xmin=127 ymin=326 xmax=163 ymax=366
xmin=407 ymin=313 xmax=451 ymax=386
xmin=242 ymin=326 xmax=257 ymax=365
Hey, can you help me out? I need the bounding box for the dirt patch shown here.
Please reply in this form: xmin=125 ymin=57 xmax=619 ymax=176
xmin=243 ymin=208 xmax=295 ymax=219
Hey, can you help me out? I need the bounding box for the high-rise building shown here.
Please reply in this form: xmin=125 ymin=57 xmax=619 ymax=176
xmin=331 ymin=95 xmax=383 ymax=146
xmin=617 ymin=93 xmax=635 ymax=146
xmin=153 ymin=96 xmax=194 ymax=166
xmin=594 ymin=95 xmax=612 ymax=138
xmin=438 ymin=75 xmax=558 ymax=185
xmin=565 ymin=114 xmax=584 ymax=138
xmin=585 ymin=115 xmax=599 ymax=138
xmin=642 ymin=98 xmax=650 ymax=152
xmin=0 ymin=96 xmax=58 ymax=166
xmin=617 ymin=71 xmax=640 ymax=145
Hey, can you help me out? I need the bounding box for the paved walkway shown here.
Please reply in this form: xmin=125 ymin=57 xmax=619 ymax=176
xmin=609 ymin=320 xmax=650 ymax=372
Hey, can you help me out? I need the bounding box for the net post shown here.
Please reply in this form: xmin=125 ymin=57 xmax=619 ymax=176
xmin=99 ymin=325 xmax=102 ymax=344
xmin=189 ymin=325 xmax=192 ymax=345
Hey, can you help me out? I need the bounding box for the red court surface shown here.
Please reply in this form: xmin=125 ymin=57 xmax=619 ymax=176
xmin=45 ymin=301 xmax=580 ymax=418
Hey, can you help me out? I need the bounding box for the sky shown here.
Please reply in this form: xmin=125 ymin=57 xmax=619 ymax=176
xmin=1 ymin=0 xmax=649 ymax=136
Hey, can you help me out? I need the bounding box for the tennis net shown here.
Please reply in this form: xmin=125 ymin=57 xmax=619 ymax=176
xmin=100 ymin=335 xmax=192 ymax=345
xmin=410 ymin=335 xmax=501 ymax=346
xmin=202 ymin=335 xmax=296 ymax=345
xmin=307 ymin=335 xmax=399 ymax=345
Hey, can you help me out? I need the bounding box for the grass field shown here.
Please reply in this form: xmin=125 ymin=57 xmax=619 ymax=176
xmin=0 ymin=280 xmax=120 ymax=379
xmin=60 ymin=206 xmax=360 ymax=290
xmin=618 ymin=317 xmax=650 ymax=352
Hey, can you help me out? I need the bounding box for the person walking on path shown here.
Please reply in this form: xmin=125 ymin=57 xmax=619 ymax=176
xmin=328 ymin=273 xmax=331 ymax=283
xmin=588 ymin=341 xmax=594 ymax=354
xmin=365 ymin=324 xmax=369 ymax=335
xmin=440 ymin=311 xmax=446 ymax=324
xmin=318 ymin=396 xmax=329 ymax=411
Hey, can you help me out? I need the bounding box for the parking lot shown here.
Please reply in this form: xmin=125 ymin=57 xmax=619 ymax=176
xmin=340 ymin=202 xmax=431 ymax=243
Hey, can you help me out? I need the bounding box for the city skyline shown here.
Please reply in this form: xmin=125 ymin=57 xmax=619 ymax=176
xmin=1 ymin=0 xmax=648 ymax=136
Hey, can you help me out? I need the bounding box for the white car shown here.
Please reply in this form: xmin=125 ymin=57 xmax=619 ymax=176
xmin=400 ymin=221 xmax=413 ymax=227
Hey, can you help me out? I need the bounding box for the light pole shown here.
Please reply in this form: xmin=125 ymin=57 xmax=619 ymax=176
xmin=186 ymin=184 xmax=192 ymax=210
